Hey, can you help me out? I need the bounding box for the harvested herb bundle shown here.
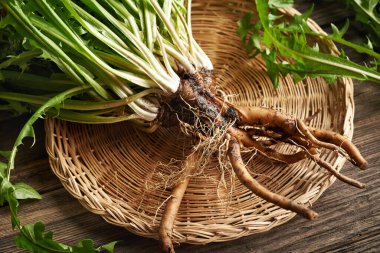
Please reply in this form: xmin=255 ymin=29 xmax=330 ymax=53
xmin=0 ymin=1 xmax=378 ymax=252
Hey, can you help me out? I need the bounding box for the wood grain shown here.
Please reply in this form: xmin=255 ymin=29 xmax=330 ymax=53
xmin=0 ymin=1 xmax=379 ymax=252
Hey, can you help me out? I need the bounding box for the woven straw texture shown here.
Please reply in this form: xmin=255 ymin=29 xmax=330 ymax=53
xmin=45 ymin=1 xmax=354 ymax=245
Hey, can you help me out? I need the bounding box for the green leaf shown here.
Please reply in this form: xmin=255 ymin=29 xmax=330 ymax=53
xmin=238 ymin=0 xmax=380 ymax=87
xmin=237 ymin=11 xmax=254 ymax=43
xmin=4 ymin=101 xmax=30 ymax=117
xmin=16 ymin=222 xmax=71 ymax=253
xmin=73 ymin=239 xmax=97 ymax=253
xmin=262 ymin=49 xmax=280 ymax=87
xmin=15 ymin=234 xmax=52 ymax=253
xmin=14 ymin=183 xmax=41 ymax=200
xmin=97 ymin=241 xmax=119 ymax=253
xmin=16 ymin=221 xmax=118 ymax=253
xmin=331 ymin=20 xmax=350 ymax=39
xmin=348 ymin=0 xmax=380 ymax=48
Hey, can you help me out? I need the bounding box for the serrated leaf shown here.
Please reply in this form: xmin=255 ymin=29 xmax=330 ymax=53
xmin=12 ymin=124 xmax=36 ymax=149
xmin=239 ymin=0 xmax=380 ymax=87
xmin=73 ymin=239 xmax=97 ymax=253
xmin=237 ymin=11 xmax=254 ymax=42
xmin=331 ymin=20 xmax=350 ymax=39
xmin=97 ymin=241 xmax=118 ymax=253
xmin=6 ymin=85 xmax=88 ymax=175
xmin=14 ymin=183 xmax=41 ymax=200
xmin=299 ymin=4 xmax=314 ymax=22
xmin=365 ymin=36 xmax=374 ymax=50
xmin=17 ymin=222 xmax=71 ymax=253
xmin=262 ymin=49 xmax=281 ymax=88
xmin=348 ymin=0 xmax=380 ymax=48
xmin=15 ymin=234 xmax=52 ymax=253
xmin=16 ymin=221 xmax=117 ymax=253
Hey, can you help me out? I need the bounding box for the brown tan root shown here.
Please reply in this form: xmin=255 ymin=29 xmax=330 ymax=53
xmin=309 ymin=128 xmax=368 ymax=169
xmin=296 ymin=119 xmax=351 ymax=159
xmin=229 ymin=127 xmax=309 ymax=164
xmin=159 ymin=151 xmax=199 ymax=253
xmin=228 ymin=138 xmax=318 ymax=220
xmin=246 ymin=128 xmax=283 ymax=140
xmin=235 ymin=106 xmax=367 ymax=170
xmin=236 ymin=106 xmax=300 ymax=133
xmin=231 ymin=106 xmax=367 ymax=189
xmin=309 ymin=154 xmax=367 ymax=189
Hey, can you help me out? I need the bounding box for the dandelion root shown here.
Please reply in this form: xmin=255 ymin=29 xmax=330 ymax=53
xmin=228 ymin=138 xmax=318 ymax=220
xmin=157 ymin=71 xmax=368 ymax=252
xmin=159 ymin=151 xmax=199 ymax=253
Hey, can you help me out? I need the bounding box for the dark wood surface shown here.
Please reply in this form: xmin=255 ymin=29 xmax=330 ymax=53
xmin=1 ymin=1 xmax=379 ymax=252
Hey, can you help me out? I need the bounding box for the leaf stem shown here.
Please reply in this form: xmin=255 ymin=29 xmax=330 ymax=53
xmin=6 ymin=85 xmax=91 ymax=178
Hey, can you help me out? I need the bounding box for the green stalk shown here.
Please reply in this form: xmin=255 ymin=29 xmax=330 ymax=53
xmin=160 ymin=40 xmax=195 ymax=72
xmin=106 ymin=0 xmax=140 ymax=38
xmin=71 ymin=7 xmax=178 ymax=93
xmin=143 ymin=1 xmax=154 ymax=51
xmin=121 ymin=0 xmax=139 ymax=18
xmin=1 ymin=70 xmax=76 ymax=92
xmin=157 ymin=32 xmax=178 ymax=79
xmin=34 ymin=1 xmax=159 ymax=91
xmin=150 ymin=0 xmax=196 ymax=71
xmin=172 ymin=2 xmax=195 ymax=62
xmin=94 ymin=51 xmax=144 ymax=75
xmin=97 ymin=1 xmax=174 ymax=81
xmin=45 ymin=110 xmax=140 ymax=124
xmin=187 ymin=0 xmax=194 ymax=56
xmin=0 ymin=88 xmax=161 ymax=111
xmin=69 ymin=53 xmax=158 ymax=120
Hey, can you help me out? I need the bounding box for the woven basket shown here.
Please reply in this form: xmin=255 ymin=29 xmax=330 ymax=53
xmin=45 ymin=1 xmax=354 ymax=245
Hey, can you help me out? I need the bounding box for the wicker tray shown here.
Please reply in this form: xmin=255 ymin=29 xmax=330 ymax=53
xmin=45 ymin=1 xmax=354 ymax=245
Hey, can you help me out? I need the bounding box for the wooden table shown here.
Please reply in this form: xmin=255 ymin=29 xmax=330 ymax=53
xmin=1 ymin=1 xmax=379 ymax=252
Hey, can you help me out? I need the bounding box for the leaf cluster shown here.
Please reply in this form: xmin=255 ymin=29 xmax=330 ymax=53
xmin=0 ymin=86 xmax=118 ymax=253
xmin=238 ymin=0 xmax=380 ymax=87
xmin=347 ymin=0 xmax=380 ymax=49
xmin=15 ymin=222 xmax=117 ymax=253
xmin=2 ymin=177 xmax=104 ymax=253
